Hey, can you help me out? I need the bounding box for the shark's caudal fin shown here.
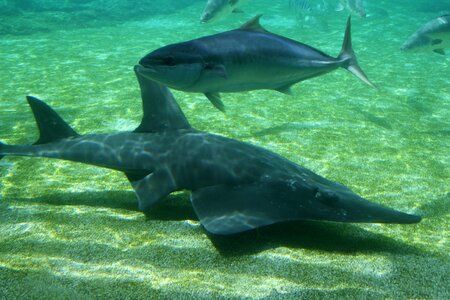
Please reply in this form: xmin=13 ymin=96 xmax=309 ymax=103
xmin=133 ymin=65 xmax=191 ymax=133
xmin=26 ymin=96 xmax=79 ymax=144
xmin=0 ymin=142 xmax=5 ymax=160
xmin=338 ymin=16 xmax=377 ymax=89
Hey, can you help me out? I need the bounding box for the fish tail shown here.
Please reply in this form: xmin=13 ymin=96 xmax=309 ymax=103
xmin=0 ymin=141 xmax=5 ymax=160
xmin=0 ymin=142 xmax=8 ymax=159
xmin=338 ymin=16 xmax=377 ymax=89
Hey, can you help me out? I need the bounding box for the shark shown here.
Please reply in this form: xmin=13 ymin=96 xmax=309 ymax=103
xmin=137 ymin=15 xmax=376 ymax=112
xmin=401 ymin=14 xmax=450 ymax=55
xmin=0 ymin=68 xmax=420 ymax=235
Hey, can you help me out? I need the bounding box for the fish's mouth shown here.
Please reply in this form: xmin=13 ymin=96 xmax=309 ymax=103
xmin=135 ymin=64 xmax=156 ymax=75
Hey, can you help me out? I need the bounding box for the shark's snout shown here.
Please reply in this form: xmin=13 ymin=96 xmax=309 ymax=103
xmin=313 ymin=187 xmax=421 ymax=224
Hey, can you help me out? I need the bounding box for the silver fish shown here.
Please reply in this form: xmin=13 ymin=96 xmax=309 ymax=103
xmin=337 ymin=0 xmax=366 ymax=18
xmin=200 ymin=0 xmax=249 ymax=23
xmin=138 ymin=15 xmax=376 ymax=112
xmin=401 ymin=14 xmax=450 ymax=55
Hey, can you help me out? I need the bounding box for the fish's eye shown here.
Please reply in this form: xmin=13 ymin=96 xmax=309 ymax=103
xmin=163 ymin=56 xmax=176 ymax=66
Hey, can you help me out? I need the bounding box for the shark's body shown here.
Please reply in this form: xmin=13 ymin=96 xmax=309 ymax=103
xmin=200 ymin=0 xmax=249 ymax=23
xmin=401 ymin=14 xmax=450 ymax=55
xmin=0 ymin=68 xmax=420 ymax=235
xmin=138 ymin=15 xmax=376 ymax=112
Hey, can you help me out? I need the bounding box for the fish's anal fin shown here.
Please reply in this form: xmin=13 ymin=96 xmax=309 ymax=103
xmin=125 ymin=170 xmax=176 ymax=211
xmin=232 ymin=8 xmax=244 ymax=13
xmin=205 ymin=92 xmax=226 ymax=112
xmin=433 ymin=49 xmax=446 ymax=55
xmin=191 ymin=184 xmax=296 ymax=235
xmin=239 ymin=15 xmax=268 ymax=33
xmin=26 ymin=96 xmax=79 ymax=145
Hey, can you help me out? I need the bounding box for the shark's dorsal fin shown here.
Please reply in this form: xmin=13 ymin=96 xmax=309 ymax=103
xmin=26 ymin=96 xmax=79 ymax=145
xmin=239 ymin=15 xmax=268 ymax=33
xmin=133 ymin=65 xmax=191 ymax=133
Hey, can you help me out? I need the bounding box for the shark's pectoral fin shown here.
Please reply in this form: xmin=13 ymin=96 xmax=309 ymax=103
xmin=191 ymin=184 xmax=296 ymax=235
xmin=126 ymin=170 xmax=176 ymax=211
xmin=433 ymin=48 xmax=446 ymax=55
xmin=205 ymin=93 xmax=226 ymax=112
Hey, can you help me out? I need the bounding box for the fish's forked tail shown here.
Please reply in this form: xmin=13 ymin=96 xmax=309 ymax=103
xmin=338 ymin=16 xmax=377 ymax=89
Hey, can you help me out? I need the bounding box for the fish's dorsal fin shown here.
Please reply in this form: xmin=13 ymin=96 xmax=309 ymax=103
xmin=26 ymin=96 xmax=79 ymax=145
xmin=133 ymin=65 xmax=191 ymax=133
xmin=239 ymin=15 xmax=268 ymax=33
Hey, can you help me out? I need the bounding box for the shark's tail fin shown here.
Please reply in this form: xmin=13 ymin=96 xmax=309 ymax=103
xmin=338 ymin=16 xmax=377 ymax=89
xmin=26 ymin=96 xmax=79 ymax=145
xmin=0 ymin=141 xmax=5 ymax=160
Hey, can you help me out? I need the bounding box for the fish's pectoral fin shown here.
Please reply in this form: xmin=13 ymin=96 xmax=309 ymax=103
xmin=190 ymin=184 xmax=296 ymax=235
xmin=125 ymin=169 xmax=176 ymax=211
xmin=203 ymin=63 xmax=228 ymax=79
xmin=205 ymin=93 xmax=226 ymax=112
xmin=431 ymin=39 xmax=443 ymax=45
xmin=275 ymin=84 xmax=294 ymax=95
xmin=240 ymin=15 xmax=269 ymax=33
xmin=433 ymin=48 xmax=446 ymax=55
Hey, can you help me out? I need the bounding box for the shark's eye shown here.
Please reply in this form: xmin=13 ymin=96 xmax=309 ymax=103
xmin=163 ymin=56 xmax=176 ymax=66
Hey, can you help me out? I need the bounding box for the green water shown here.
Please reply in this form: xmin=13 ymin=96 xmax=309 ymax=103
xmin=0 ymin=0 xmax=449 ymax=298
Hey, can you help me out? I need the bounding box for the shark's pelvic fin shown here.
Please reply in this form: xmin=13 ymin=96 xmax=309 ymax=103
xmin=26 ymin=96 xmax=79 ymax=145
xmin=133 ymin=65 xmax=191 ymax=133
xmin=126 ymin=170 xmax=177 ymax=211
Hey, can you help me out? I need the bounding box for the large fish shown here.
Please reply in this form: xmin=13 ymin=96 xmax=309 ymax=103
xmin=0 ymin=68 xmax=420 ymax=235
xmin=401 ymin=14 xmax=450 ymax=55
xmin=138 ymin=15 xmax=376 ymax=112
xmin=200 ymin=0 xmax=249 ymax=23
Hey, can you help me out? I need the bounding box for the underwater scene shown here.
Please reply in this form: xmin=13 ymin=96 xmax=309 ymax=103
xmin=0 ymin=0 xmax=449 ymax=298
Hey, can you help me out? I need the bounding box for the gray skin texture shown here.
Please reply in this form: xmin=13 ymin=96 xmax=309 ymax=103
xmin=138 ymin=15 xmax=375 ymax=111
xmin=401 ymin=14 xmax=450 ymax=55
xmin=0 ymin=68 xmax=420 ymax=235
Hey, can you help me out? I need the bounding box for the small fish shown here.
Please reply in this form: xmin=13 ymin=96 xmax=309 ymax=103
xmin=200 ymin=0 xmax=249 ymax=23
xmin=401 ymin=14 xmax=450 ymax=55
xmin=138 ymin=15 xmax=376 ymax=112
xmin=337 ymin=0 xmax=366 ymax=18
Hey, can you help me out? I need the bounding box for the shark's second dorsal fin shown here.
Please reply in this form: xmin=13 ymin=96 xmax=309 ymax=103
xmin=26 ymin=96 xmax=79 ymax=145
xmin=239 ymin=15 xmax=269 ymax=33
xmin=133 ymin=65 xmax=191 ymax=133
